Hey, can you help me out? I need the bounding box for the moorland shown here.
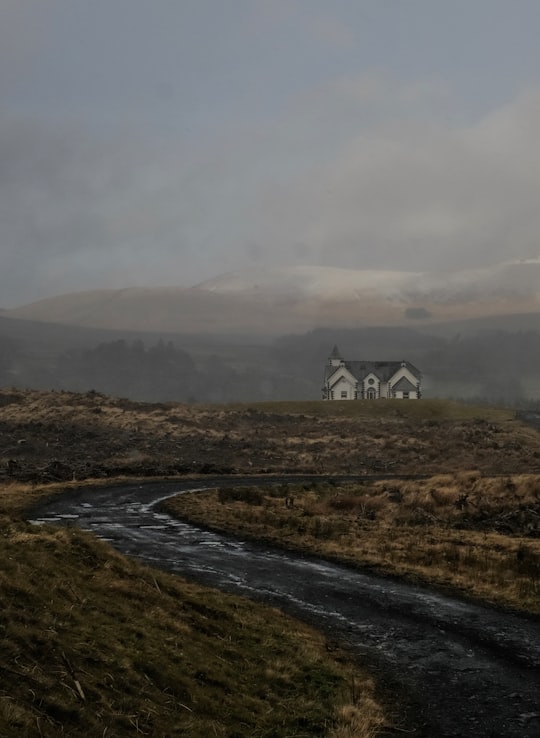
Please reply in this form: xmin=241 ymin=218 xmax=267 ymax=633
xmin=0 ymin=388 xmax=539 ymax=736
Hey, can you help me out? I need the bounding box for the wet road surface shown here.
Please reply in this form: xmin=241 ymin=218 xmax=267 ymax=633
xmin=29 ymin=478 xmax=540 ymax=737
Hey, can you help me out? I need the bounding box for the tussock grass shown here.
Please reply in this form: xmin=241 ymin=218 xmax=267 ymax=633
xmin=0 ymin=511 xmax=386 ymax=738
xmin=2 ymin=389 xmax=540 ymax=734
xmin=2 ymin=389 xmax=540 ymax=480
xmin=165 ymin=474 xmax=540 ymax=614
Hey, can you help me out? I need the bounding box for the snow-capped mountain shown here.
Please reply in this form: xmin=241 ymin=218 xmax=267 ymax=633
xmin=193 ymin=265 xmax=423 ymax=300
xmin=194 ymin=259 xmax=540 ymax=303
xmin=5 ymin=258 xmax=540 ymax=335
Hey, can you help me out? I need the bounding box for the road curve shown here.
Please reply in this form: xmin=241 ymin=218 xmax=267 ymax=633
xmin=29 ymin=478 xmax=540 ymax=738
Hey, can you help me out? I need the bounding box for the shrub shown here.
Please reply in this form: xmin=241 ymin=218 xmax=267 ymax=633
xmin=217 ymin=487 xmax=264 ymax=506
xmin=327 ymin=495 xmax=360 ymax=512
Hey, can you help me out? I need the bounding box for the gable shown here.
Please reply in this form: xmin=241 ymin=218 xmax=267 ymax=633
xmin=363 ymin=372 xmax=379 ymax=385
xmin=392 ymin=376 xmax=417 ymax=392
xmin=389 ymin=364 xmax=421 ymax=388
xmin=327 ymin=366 xmax=357 ymax=389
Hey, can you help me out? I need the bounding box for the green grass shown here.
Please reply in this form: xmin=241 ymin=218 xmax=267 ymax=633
xmin=0 ymin=514 xmax=385 ymax=738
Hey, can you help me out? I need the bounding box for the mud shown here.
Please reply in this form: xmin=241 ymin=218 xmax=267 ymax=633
xmin=29 ymin=478 xmax=540 ymax=738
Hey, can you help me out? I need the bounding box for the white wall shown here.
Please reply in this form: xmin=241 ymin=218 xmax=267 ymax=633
xmin=331 ymin=376 xmax=355 ymax=400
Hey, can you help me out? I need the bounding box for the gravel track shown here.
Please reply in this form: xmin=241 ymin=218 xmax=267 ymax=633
xmin=29 ymin=477 xmax=540 ymax=738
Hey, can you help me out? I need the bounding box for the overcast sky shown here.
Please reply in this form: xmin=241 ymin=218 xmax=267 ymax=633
xmin=2 ymin=0 xmax=540 ymax=307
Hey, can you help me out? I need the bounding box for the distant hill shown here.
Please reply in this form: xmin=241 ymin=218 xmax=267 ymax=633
xmin=6 ymin=259 xmax=540 ymax=335
xmin=2 ymin=258 xmax=540 ymax=405
xmin=2 ymin=310 xmax=540 ymax=405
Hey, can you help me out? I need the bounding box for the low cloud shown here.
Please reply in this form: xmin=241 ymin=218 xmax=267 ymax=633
xmin=2 ymin=76 xmax=540 ymax=306
xmin=308 ymin=15 xmax=356 ymax=50
xmin=247 ymin=81 xmax=540 ymax=272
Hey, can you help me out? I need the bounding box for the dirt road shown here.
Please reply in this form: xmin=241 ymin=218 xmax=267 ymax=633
xmin=29 ymin=478 xmax=540 ymax=738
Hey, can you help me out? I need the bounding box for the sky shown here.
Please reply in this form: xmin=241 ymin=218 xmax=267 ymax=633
xmin=2 ymin=0 xmax=540 ymax=307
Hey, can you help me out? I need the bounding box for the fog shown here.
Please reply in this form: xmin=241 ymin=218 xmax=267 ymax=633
xmin=2 ymin=1 xmax=540 ymax=307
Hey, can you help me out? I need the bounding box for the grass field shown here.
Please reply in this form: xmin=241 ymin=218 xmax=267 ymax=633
xmin=217 ymin=398 xmax=517 ymax=421
xmin=2 ymin=390 xmax=537 ymax=483
xmin=164 ymin=473 xmax=540 ymax=615
xmin=0 ymin=508 xmax=386 ymax=738
xmin=1 ymin=390 xmax=540 ymax=736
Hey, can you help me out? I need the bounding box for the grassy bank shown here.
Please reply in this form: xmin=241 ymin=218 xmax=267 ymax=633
xmin=0 ymin=482 xmax=387 ymax=738
xmin=164 ymin=473 xmax=540 ymax=615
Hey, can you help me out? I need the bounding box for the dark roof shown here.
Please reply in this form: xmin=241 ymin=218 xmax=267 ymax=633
xmin=347 ymin=360 xmax=420 ymax=382
xmin=347 ymin=361 xmax=402 ymax=382
xmin=324 ymin=358 xmax=421 ymax=383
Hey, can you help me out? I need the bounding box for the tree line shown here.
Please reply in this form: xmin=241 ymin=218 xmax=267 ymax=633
xmin=1 ymin=327 xmax=540 ymax=406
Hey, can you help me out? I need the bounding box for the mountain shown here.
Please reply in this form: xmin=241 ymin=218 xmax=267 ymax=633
xmin=5 ymin=259 xmax=540 ymax=335
xmin=3 ymin=258 xmax=540 ymax=405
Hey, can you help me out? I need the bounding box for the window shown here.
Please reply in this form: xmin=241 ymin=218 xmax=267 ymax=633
xmin=368 ymin=378 xmax=375 ymax=385
xmin=340 ymin=390 xmax=348 ymax=398
xmin=403 ymin=392 xmax=409 ymax=399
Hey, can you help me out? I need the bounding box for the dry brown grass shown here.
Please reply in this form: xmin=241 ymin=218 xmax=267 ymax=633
xmin=0 ymin=477 xmax=166 ymax=517
xmin=0 ymin=500 xmax=387 ymax=738
xmin=3 ymin=389 xmax=540 ymax=483
xmin=2 ymin=388 xmax=540 ymax=733
xmin=165 ymin=474 xmax=540 ymax=614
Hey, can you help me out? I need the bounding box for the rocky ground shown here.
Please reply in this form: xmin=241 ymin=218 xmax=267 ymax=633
xmin=2 ymin=388 xmax=540 ymax=484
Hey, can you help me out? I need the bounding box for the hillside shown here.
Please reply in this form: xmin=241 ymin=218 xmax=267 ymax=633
xmin=0 ymin=389 xmax=399 ymax=737
xmin=2 ymin=390 xmax=540 ymax=490
xmin=0 ymin=516 xmax=383 ymax=737
xmin=1 ymin=389 xmax=539 ymax=735
xmin=3 ymin=260 xmax=540 ymax=407
xmin=6 ymin=259 xmax=540 ymax=335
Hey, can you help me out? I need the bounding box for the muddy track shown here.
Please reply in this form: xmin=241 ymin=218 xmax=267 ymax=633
xmin=29 ymin=478 xmax=540 ymax=738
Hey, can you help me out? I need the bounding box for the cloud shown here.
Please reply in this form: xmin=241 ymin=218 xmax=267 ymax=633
xmin=0 ymin=0 xmax=58 ymax=96
xmin=242 ymin=81 xmax=540 ymax=272
xmin=308 ymin=14 xmax=356 ymax=50
xmin=0 ymin=119 xmax=193 ymax=304
xmin=2 ymin=73 xmax=540 ymax=307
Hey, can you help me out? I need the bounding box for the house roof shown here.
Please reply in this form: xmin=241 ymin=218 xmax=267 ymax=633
xmin=324 ymin=358 xmax=421 ymax=383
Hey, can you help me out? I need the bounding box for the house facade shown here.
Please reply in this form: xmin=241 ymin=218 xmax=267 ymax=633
xmin=322 ymin=346 xmax=422 ymax=400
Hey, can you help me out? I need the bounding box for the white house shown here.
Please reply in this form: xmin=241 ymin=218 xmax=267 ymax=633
xmin=322 ymin=345 xmax=422 ymax=400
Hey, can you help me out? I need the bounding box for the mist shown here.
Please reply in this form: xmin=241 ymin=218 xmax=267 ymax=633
xmin=2 ymin=2 xmax=540 ymax=307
